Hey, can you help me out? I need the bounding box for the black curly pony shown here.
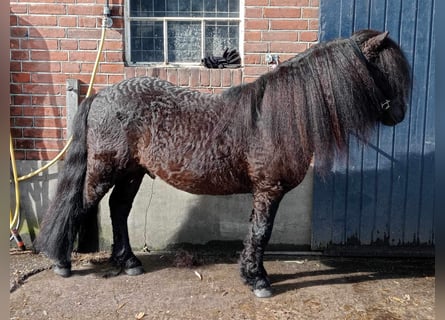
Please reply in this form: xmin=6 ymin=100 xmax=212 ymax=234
xmin=35 ymin=29 xmax=410 ymax=298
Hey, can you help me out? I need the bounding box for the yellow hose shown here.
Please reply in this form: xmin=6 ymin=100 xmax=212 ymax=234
xmin=9 ymin=15 xmax=108 ymax=233
xmin=9 ymin=135 xmax=20 ymax=229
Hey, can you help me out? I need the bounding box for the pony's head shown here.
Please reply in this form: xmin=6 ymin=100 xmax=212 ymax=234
xmin=351 ymin=29 xmax=411 ymax=126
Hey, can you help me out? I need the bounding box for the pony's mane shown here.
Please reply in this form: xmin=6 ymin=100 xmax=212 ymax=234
xmin=220 ymin=35 xmax=393 ymax=173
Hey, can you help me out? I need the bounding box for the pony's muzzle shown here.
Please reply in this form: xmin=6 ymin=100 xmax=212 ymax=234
xmin=379 ymin=100 xmax=407 ymax=126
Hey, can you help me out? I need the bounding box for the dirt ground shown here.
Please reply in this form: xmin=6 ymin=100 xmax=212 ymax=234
xmin=10 ymin=249 xmax=434 ymax=320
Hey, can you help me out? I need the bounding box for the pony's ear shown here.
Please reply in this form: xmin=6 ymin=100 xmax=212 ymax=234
xmin=362 ymin=31 xmax=389 ymax=60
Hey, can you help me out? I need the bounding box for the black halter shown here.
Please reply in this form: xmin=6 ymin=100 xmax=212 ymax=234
xmin=349 ymin=39 xmax=394 ymax=114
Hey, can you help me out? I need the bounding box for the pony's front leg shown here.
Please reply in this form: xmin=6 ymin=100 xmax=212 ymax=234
xmin=109 ymin=171 xmax=145 ymax=276
xmin=240 ymin=190 xmax=283 ymax=298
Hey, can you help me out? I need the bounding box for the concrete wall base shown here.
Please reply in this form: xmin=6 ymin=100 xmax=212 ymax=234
xmin=10 ymin=161 xmax=313 ymax=251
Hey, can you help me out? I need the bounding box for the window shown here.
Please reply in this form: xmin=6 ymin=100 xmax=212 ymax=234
xmin=125 ymin=0 xmax=241 ymax=65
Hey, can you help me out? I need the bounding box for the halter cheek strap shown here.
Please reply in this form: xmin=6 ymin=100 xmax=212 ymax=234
xmin=349 ymin=39 xmax=393 ymax=114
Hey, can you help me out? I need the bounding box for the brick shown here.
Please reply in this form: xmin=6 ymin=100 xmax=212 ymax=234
xmin=67 ymin=29 xmax=102 ymax=39
xmin=22 ymin=61 xmax=61 ymax=73
xmin=221 ymin=69 xmax=232 ymax=87
xmin=105 ymin=51 xmax=124 ymax=62
xmin=245 ymin=7 xmax=262 ymax=18
xmin=109 ymin=17 xmax=124 ymax=29
xmin=10 ymin=15 xmax=17 ymax=26
xmin=167 ymin=68 xmax=178 ymax=85
xmin=14 ymin=117 xmax=34 ymax=127
xmin=23 ymin=128 xmax=62 ymax=138
xmin=15 ymin=139 xmax=35 ymax=150
xmin=263 ymin=8 xmax=301 ymax=18
xmin=10 ymin=106 xmax=23 ymax=117
xmin=245 ymin=19 xmax=269 ymax=31
xmin=100 ymin=63 xmax=124 ymax=74
xmin=243 ymin=54 xmax=262 ymax=64
xmin=133 ymin=67 xmax=148 ymax=77
xmin=262 ymin=31 xmax=298 ymax=41
xmin=243 ymin=76 xmax=258 ymax=84
xmin=13 ymin=151 xmax=26 ymax=161
xmin=309 ymin=19 xmax=319 ymax=30
xmin=189 ymin=68 xmax=200 ymax=87
xmin=22 ymin=39 xmax=58 ymax=50
xmin=270 ymin=42 xmax=307 ymax=53
xmin=110 ymin=5 xmax=124 ymax=16
xmin=200 ymin=69 xmax=210 ymax=86
xmin=28 ymin=27 xmax=66 ymax=38
xmin=18 ymin=15 xmax=58 ymax=27
xmin=79 ymin=40 xmax=98 ymax=50
xmin=31 ymin=73 xmax=67 ymax=84
xmin=278 ymin=54 xmax=296 ymax=62
xmin=34 ymin=117 xmax=66 ymax=128
xmin=178 ymin=69 xmax=190 ymax=86
xmin=23 ymin=84 xmax=63 ymax=95
xmin=23 ymin=106 xmax=62 ymax=117
xmin=299 ymin=31 xmax=318 ymax=42
xmin=103 ymin=40 xmax=123 ymax=51
xmin=245 ymin=42 xmax=269 ymax=53
xmin=10 ymin=128 xmax=23 ymax=139
xmin=27 ymin=150 xmax=65 ymax=161
xmin=62 ymin=62 xmax=81 ymax=73
xmin=10 ymin=39 xmax=20 ymax=50
xmin=11 ymin=50 xmax=29 ymax=60
xmin=245 ymin=31 xmax=261 ymax=41
xmin=35 ymin=139 xmax=64 ymax=150
xmin=270 ymin=0 xmax=309 ymax=5
xmin=13 ymin=96 xmax=31 ymax=106
xmin=10 ymin=3 xmax=28 ymax=14
xmin=213 ymin=88 xmax=225 ymax=94
xmin=270 ymin=20 xmax=308 ymax=30
xmin=302 ymin=8 xmax=319 ymax=18
xmin=108 ymin=75 xmax=124 ymax=84
xmin=106 ymin=29 xmax=124 ymax=40
xmin=232 ymin=69 xmax=243 ymax=86
xmin=58 ymin=16 xmax=77 ymax=27
xmin=245 ymin=0 xmax=268 ymax=5
xmin=75 ymin=74 xmax=107 ymax=85
xmin=32 ymin=96 xmax=65 ymax=107
xmin=210 ymin=70 xmax=221 ymax=87
xmin=31 ymin=51 xmax=68 ymax=61
xmin=10 ymin=84 xmax=22 ymax=94
xmin=243 ymin=66 xmax=269 ymax=76
xmin=78 ymin=16 xmax=99 ymax=28
xmin=11 ymin=27 xmax=29 ymax=38
xmin=60 ymin=39 xmax=78 ymax=50
xmin=29 ymin=4 xmax=66 ymax=15
xmin=67 ymin=5 xmax=103 ymax=16
xmin=11 ymin=73 xmax=30 ymax=83
xmin=70 ymin=51 xmax=103 ymax=62
xmin=80 ymin=62 xmax=94 ymax=73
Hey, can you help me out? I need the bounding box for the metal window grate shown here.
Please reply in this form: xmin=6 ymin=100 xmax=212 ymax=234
xmin=126 ymin=0 xmax=241 ymax=64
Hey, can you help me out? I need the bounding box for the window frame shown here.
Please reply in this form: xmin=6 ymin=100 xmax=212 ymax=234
xmin=124 ymin=0 xmax=244 ymax=67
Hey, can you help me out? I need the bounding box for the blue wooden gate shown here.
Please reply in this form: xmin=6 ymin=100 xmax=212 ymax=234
xmin=312 ymin=0 xmax=435 ymax=255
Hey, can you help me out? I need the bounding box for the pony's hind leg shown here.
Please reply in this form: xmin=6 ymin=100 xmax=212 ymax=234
xmin=240 ymin=190 xmax=284 ymax=298
xmin=109 ymin=169 xmax=146 ymax=276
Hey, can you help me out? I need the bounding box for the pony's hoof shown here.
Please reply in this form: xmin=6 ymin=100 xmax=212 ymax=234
xmin=53 ymin=265 xmax=72 ymax=277
xmin=124 ymin=266 xmax=144 ymax=276
xmin=253 ymin=288 xmax=273 ymax=298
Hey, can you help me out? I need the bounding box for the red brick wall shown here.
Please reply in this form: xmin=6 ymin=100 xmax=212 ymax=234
xmin=10 ymin=0 xmax=319 ymax=160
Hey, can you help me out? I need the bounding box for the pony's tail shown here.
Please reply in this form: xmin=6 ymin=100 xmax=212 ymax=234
xmin=34 ymin=95 xmax=96 ymax=263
